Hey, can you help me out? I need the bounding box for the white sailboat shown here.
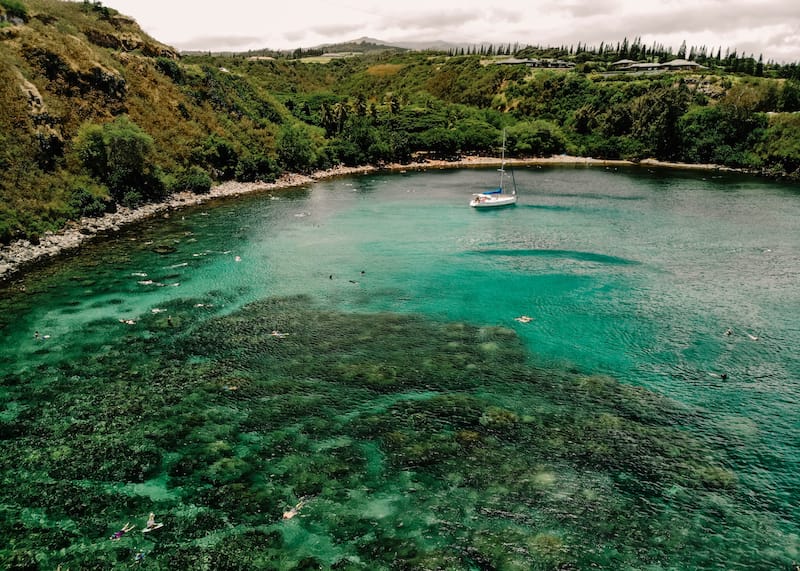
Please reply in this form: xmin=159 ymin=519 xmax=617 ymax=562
xmin=470 ymin=129 xmax=517 ymax=208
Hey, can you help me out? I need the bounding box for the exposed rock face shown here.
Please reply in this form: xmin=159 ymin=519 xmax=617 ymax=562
xmin=83 ymin=28 xmax=177 ymax=59
xmin=22 ymin=43 xmax=128 ymax=99
xmin=16 ymin=69 xmax=64 ymax=165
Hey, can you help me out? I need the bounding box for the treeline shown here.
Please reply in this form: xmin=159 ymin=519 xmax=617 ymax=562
xmin=449 ymin=36 xmax=800 ymax=80
xmin=2 ymin=0 xmax=800 ymax=246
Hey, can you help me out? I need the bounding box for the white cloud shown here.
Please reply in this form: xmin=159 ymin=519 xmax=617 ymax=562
xmin=102 ymin=0 xmax=800 ymax=62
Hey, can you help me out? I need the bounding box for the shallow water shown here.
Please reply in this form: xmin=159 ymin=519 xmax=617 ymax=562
xmin=1 ymin=165 xmax=799 ymax=569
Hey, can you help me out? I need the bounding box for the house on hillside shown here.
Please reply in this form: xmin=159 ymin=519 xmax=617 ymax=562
xmin=546 ymin=59 xmax=575 ymax=69
xmin=493 ymin=58 xmax=575 ymax=69
xmin=662 ymin=59 xmax=706 ymax=70
xmin=494 ymin=57 xmax=538 ymax=66
xmin=610 ymin=59 xmax=636 ymax=69
xmin=624 ymin=62 xmax=664 ymax=71
xmin=610 ymin=58 xmax=706 ymax=73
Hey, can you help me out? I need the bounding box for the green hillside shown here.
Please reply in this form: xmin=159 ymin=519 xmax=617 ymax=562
xmin=1 ymin=0 xmax=799 ymax=245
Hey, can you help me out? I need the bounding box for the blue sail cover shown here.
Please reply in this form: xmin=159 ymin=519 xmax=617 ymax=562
xmin=482 ymin=188 xmax=503 ymax=195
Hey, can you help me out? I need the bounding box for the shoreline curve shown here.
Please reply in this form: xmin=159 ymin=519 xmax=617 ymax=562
xmin=0 ymin=155 xmax=732 ymax=283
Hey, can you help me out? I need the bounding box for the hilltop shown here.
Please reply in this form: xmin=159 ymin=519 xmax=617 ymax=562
xmin=1 ymin=0 xmax=799 ymax=258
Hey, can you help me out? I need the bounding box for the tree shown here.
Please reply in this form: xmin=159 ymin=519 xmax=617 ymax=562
xmin=73 ymin=116 xmax=164 ymax=205
xmin=331 ymin=102 xmax=349 ymax=135
xmin=194 ymin=135 xmax=238 ymax=180
xmin=507 ymin=120 xmax=567 ymax=156
xmin=419 ymin=127 xmax=463 ymax=159
xmin=235 ymin=152 xmax=280 ymax=182
xmin=276 ymin=123 xmax=317 ymax=173
xmin=630 ymin=87 xmax=690 ymax=160
xmin=455 ymin=119 xmax=499 ymax=152
xmin=175 ymin=166 xmax=212 ymax=194
xmin=677 ymin=40 xmax=687 ymax=60
xmin=778 ymin=80 xmax=800 ymax=112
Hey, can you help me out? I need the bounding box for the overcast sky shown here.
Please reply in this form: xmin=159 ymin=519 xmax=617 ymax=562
xmin=103 ymin=0 xmax=800 ymax=63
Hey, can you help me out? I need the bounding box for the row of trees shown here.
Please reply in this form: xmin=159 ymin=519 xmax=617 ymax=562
xmin=440 ymin=36 xmax=799 ymax=79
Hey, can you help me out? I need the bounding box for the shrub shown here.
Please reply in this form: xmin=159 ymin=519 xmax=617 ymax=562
xmin=0 ymin=0 xmax=28 ymax=21
xmin=192 ymin=135 xmax=238 ymax=180
xmin=507 ymin=120 xmax=567 ymax=157
xmin=0 ymin=214 xmax=20 ymax=245
xmin=235 ymin=152 xmax=280 ymax=183
xmin=175 ymin=166 xmax=212 ymax=194
xmin=155 ymin=57 xmax=184 ymax=84
xmin=73 ymin=116 xmax=165 ymax=202
xmin=67 ymin=178 xmax=109 ymax=217
xmin=276 ymin=123 xmax=317 ymax=173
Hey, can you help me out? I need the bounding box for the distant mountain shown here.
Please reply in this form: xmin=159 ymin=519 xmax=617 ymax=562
xmin=310 ymin=37 xmax=406 ymax=55
xmin=308 ymin=37 xmax=468 ymax=54
xmin=386 ymin=39 xmax=464 ymax=52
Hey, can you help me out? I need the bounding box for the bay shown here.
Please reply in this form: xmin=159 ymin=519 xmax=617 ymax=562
xmin=1 ymin=165 xmax=798 ymax=569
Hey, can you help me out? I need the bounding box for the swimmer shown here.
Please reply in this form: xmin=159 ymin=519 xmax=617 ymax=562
xmin=747 ymin=333 xmax=759 ymax=341
xmin=724 ymin=328 xmax=733 ymax=336
xmin=514 ymin=315 xmax=533 ymax=323
xmin=270 ymin=330 xmax=289 ymax=338
xmin=34 ymin=331 xmax=40 ymax=339
xmin=234 ymin=256 xmax=242 ymax=262
xmin=143 ymin=512 xmax=163 ymax=532
xmin=110 ymin=522 xmax=135 ymax=540
xmin=134 ymin=552 xmax=145 ymax=564
xmin=282 ymin=500 xmax=305 ymax=520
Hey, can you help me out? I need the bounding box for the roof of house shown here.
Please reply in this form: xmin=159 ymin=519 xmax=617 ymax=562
xmin=663 ymin=59 xmax=705 ymax=68
xmin=626 ymin=62 xmax=662 ymax=68
xmin=494 ymin=57 xmax=534 ymax=65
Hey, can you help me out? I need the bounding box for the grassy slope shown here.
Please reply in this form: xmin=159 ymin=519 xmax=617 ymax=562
xmin=0 ymin=0 xmax=287 ymax=239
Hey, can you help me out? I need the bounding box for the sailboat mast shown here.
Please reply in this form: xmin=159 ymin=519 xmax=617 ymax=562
xmin=498 ymin=129 xmax=506 ymax=191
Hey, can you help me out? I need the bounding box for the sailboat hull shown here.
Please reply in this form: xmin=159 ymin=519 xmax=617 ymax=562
xmin=470 ymin=194 xmax=517 ymax=208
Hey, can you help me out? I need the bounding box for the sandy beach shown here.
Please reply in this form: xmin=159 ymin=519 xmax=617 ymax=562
xmin=0 ymin=155 xmax=729 ymax=283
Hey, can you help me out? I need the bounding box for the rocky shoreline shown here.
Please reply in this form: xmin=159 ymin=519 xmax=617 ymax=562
xmin=0 ymin=155 xmax=726 ymax=283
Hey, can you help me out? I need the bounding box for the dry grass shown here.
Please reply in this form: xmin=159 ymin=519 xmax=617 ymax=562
xmin=366 ymin=63 xmax=405 ymax=77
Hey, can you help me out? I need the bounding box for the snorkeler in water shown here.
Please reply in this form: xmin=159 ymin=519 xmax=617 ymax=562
xmin=143 ymin=512 xmax=163 ymax=532
xmin=110 ymin=522 xmax=135 ymax=540
xmin=282 ymin=499 xmax=306 ymax=520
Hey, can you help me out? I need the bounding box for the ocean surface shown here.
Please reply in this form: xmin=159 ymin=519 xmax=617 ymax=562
xmin=1 ymin=165 xmax=798 ymax=569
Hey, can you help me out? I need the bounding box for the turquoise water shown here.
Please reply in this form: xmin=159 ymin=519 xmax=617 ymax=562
xmin=1 ymin=166 xmax=799 ymax=569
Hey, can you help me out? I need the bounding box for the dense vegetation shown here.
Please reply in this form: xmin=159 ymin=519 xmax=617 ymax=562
xmin=1 ymin=0 xmax=800 ymax=245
